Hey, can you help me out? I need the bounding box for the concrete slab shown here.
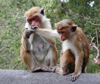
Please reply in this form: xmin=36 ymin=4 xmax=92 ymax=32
xmin=0 ymin=69 xmax=100 ymax=84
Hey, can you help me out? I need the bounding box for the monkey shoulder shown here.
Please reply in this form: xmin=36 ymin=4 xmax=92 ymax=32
xmin=74 ymin=27 xmax=89 ymax=50
xmin=75 ymin=27 xmax=86 ymax=40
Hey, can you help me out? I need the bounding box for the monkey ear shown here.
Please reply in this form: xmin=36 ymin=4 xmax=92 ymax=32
xmin=55 ymin=23 xmax=58 ymax=29
xmin=40 ymin=8 xmax=45 ymax=15
xmin=55 ymin=23 xmax=57 ymax=28
xmin=71 ymin=25 xmax=77 ymax=32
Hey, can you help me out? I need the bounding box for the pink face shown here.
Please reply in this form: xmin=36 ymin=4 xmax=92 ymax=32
xmin=27 ymin=15 xmax=41 ymax=27
xmin=57 ymin=28 xmax=70 ymax=41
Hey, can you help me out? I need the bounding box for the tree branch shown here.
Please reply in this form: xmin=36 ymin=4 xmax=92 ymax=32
xmin=90 ymin=37 xmax=100 ymax=58
xmin=87 ymin=21 xmax=100 ymax=26
xmin=72 ymin=12 xmax=100 ymax=26
xmin=57 ymin=0 xmax=72 ymax=17
xmin=96 ymin=28 xmax=99 ymax=48
xmin=13 ymin=61 xmax=20 ymax=69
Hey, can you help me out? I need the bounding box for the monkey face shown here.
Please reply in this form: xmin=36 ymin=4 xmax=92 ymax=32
xmin=25 ymin=7 xmax=45 ymax=30
xmin=27 ymin=15 xmax=41 ymax=27
xmin=55 ymin=19 xmax=77 ymax=41
xmin=57 ymin=28 xmax=70 ymax=41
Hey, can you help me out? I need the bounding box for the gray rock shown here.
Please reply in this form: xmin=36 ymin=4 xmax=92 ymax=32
xmin=0 ymin=69 xmax=100 ymax=84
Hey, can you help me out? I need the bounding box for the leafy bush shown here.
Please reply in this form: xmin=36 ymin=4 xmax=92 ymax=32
xmin=0 ymin=0 xmax=100 ymax=73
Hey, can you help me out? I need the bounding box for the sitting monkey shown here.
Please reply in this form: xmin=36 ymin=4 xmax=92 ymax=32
xmin=20 ymin=7 xmax=58 ymax=72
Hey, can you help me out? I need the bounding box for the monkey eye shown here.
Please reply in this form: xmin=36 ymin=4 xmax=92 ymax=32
xmin=61 ymin=31 xmax=64 ymax=34
xmin=58 ymin=31 xmax=64 ymax=34
xmin=27 ymin=19 xmax=32 ymax=22
xmin=27 ymin=16 xmax=37 ymax=22
xmin=32 ymin=17 xmax=37 ymax=20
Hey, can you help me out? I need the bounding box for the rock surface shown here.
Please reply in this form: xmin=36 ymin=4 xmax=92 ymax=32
xmin=0 ymin=69 xmax=100 ymax=84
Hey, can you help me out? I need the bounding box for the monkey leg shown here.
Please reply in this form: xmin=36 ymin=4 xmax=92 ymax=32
xmin=61 ymin=49 xmax=75 ymax=75
xmin=20 ymin=45 xmax=39 ymax=72
xmin=82 ymin=55 xmax=89 ymax=73
xmin=49 ymin=46 xmax=58 ymax=66
xmin=42 ymin=45 xmax=58 ymax=72
xmin=82 ymin=59 xmax=88 ymax=73
xmin=54 ymin=49 xmax=75 ymax=75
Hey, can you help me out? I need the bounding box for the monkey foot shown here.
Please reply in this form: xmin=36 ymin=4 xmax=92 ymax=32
xmin=32 ymin=67 xmax=42 ymax=72
xmin=52 ymin=66 xmax=60 ymax=72
xmin=41 ymin=66 xmax=54 ymax=72
xmin=71 ymin=73 xmax=80 ymax=82
xmin=31 ymin=66 xmax=55 ymax=72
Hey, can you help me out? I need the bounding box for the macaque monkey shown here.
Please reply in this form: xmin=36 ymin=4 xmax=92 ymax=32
xmin=20 ymin=7 xmax=58 ymax=72
xmin=32 ymin=19 xmax=90 ymax=82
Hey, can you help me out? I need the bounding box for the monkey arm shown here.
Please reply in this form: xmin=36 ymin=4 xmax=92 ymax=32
xmin=21 ymin=31 xmax=31 ymax=52
xmin=40 ymin=36 xmax=56 ymax=46
xmin=74 ymin=52 xmax=84 ymax=74
xmin=35 ymin=28 xmax=59 ymax=38
xmin=71 ymin=50 xmax=84 ymax=82
xmin=74 ymin=42 xmax=84 ymax=74
xmin=71 ymin=40 xmax=84 ymax=81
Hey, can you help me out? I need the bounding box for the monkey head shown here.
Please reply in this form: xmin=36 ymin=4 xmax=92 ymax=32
xmin=24 ymin=7 xmax=45 ymax=30
xmin=55 ymin=19 xmax=77 ymax=41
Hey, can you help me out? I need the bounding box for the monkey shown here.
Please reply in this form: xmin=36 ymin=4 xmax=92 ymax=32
xmin=20 ymin=7 xmax=58 ymax=72
xmin=32 ymin=19 xmax=90 ymax=82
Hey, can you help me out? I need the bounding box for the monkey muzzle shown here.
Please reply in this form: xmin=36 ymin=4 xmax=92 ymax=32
xmin=31 ymin=25 xmax=38 ymax=29
xmin=30 ymin=25 xmax=38 ymax=33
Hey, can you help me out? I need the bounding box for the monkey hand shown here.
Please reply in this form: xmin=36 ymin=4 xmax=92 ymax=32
xmin=71 ymin=72 xmax=80 ymax=82
xmin=24 ymin=30 xmax=33 ymax=39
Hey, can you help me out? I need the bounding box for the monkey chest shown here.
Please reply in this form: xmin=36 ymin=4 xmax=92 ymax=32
xmin=29 ymin=34 xmax=50 ymax=60
xmin=62 ymin=40 xmax=77 ymax=56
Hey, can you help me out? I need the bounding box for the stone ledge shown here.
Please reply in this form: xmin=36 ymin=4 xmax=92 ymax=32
xmin=0 ymin=69 xmax=100 ymax=84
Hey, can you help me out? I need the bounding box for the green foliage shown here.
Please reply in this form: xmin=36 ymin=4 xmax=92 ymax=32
xmin=87 ymin=54 xmax=100 ymax=73
xmin=0 ymin=0 xmax=100 ymax=73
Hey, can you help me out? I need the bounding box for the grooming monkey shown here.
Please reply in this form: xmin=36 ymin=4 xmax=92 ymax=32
xmin=32 ymin=19 xmax=89 ymax=81
xmin=20 ymin=7 xmax=58 ymax=72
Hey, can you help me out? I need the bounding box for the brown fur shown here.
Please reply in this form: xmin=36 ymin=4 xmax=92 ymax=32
xmin=74 ymin=27 xmax=89 ymax=73
xmin=20 ymin=45 xmax=32 ymax=70
xmin=25 ymin=7 xmax=41 ymax=18
xmin=55 ymin=19 xmax=75 ymax=30
xmin=55 ymin=19 xmax=89 ymax=81
xmin=60 ymin=49 xmax=75 ymax=74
